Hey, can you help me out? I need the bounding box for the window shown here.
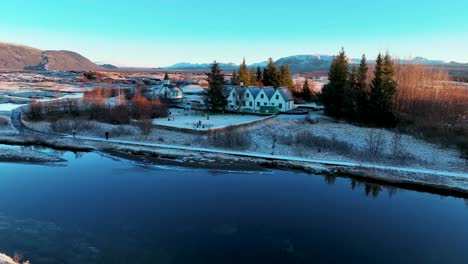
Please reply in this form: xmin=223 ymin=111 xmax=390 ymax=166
xmin=243 ymin=102 xmax=246 ymax=106
xmin=264 ymin=102 xmax=267 ymax=106
xmin=279 ymin=103 xmax=283 ymax=109
xmin=249 ymin=101 xmax=253 ymax=107
xmin=276 ymin=95 xmax=279 ymax=100
xmin=257 ymin=102 xmax=260 ymax=107
xmin=271 ymin=103 xmax=275 ymax=106
xmin=246 ymin=93 xmax=249 ymax=98
xmin=260 ymin=94 xmax=264 ymax=99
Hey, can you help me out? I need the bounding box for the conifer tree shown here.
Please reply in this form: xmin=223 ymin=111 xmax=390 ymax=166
xmin=205 ymin=61 xmax=227 ymax=113
xmin=256 ymin=66 xmax=263 ymax=83
xmin=369 ymin=53 xmax=397 ymax=126
xmin=263 ymin=58 xmax=280 ymax=87
xmin=238 ymin=58 xmax=250 ymax=86
xmin=320 ymin=48 xmax=351 ymax=118
xmin=302 ymin=78 xmax=312 ymax=102
xmin=249 ymin=68 xmax=257 ymax=86
xmin=231 ymin=70 xmax=239 ymax=85
xmin=353 ymin=54 xmax=369 ymax=121
xmin=279 ymin=64 xmax=294 ymax=90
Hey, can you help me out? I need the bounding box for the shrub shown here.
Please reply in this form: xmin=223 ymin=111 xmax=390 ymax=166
xmin=135 ymin=119 xmax=153 ymax=136
xmin=365 ymin=131 xmax=386 ymax=161
xmin=110 ymin=126 xmax=137 ymax=137
xmin=0 ymin=116 xmax=9 ymax=126
xmin=208 ymin=127 xmax=251 ymax=149
xmin=296 ymin=131 xmax=354 ymax=155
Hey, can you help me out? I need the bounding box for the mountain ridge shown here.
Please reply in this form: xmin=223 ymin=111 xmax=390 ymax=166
xmin=0 ymin=42 xmax=104 ymax=71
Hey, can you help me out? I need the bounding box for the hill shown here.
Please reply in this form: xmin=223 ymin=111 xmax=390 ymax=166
xmin=0 ymin=42 xmax=104 ymax=71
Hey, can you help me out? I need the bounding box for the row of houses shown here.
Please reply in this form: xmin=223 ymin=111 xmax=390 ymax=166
xmin=226 ymin=86 xmax=295 ymax=113
xmin=149 ymin=74 xmax=295 ymax=113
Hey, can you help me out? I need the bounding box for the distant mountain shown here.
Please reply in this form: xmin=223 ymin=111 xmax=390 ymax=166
xmin=98 ymin=63 xmax=119 ymax=70
xmin=0 ymin=42 xmax=104 ymax=71
xmin=274 ymin=55 xmax=340 ymax=72
xmin=166 ymin=62 xmax=238 ymax=71
xmin=165 ymin=54 xmax=467 ymax=73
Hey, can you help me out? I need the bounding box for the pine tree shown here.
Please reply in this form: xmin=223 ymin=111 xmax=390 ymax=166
xmin=369 ymin=53 xmax=397 ymax=126
xmin=262 ymin=58 xmax=280 ymax=87
xmin=205 ymin=61 xmax=227 ymax=113
xmin=302 ymin=78 xmax=312 ymax=102
xmin=238 ymin=58 xmax=250 ymax=86
xmin=231 ymin=70 xmax=239 ymax=85
xmin=353 ymin=54 xmax=369 ymax=121
xmin=320 ymin=48 xmax=351 ymax=118
xmin=279 ymin=64 xmax=294 ymax=90
xmin=249 ymin=68 xmax=257 ymax=86
xmin=256 ymin=66 xmax=263 ymax=84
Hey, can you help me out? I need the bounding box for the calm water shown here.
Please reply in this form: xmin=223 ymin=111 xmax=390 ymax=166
xmin=0 ymin=149 xmax=467 ymax=264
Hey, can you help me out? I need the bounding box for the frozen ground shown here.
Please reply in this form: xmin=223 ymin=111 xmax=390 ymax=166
xmin=0 ymin=103 xmax=24 ymax=113
xmin=153 ymin=109 xmax=271 ymax=130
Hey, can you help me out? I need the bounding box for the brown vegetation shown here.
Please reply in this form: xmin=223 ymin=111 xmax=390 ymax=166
xmin=394 ymin=63 xmax=468 ymax=157
xmin=25 ymin=86 xmax=169 ymax=126
xmin=208 ymin=127 xmax=251 ymax=149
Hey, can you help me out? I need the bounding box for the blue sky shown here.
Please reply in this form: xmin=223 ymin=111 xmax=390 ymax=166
xmin=1 ymin=0 xmax=467 ymax=67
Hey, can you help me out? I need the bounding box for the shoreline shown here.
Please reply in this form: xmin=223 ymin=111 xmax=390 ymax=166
xmin=1 ymin=135 xmax=467 ymax=198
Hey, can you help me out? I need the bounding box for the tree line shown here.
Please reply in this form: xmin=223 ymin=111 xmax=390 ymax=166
xmin=230 ymin=58 xmax=294 ymax=89
xmin=320 ymin=48 xmax=398 ymax=127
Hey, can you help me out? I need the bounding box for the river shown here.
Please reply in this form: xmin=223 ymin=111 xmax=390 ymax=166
xmin=0 ymin=148 xmax=467 ymax=264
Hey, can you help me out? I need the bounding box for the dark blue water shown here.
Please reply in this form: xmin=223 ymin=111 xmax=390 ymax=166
xmin=0 ymin=150 xmax=467 ymax=264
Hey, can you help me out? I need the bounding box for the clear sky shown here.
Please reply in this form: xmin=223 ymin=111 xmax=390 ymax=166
xmin=1 ymin=0 xmax=467 ymax=67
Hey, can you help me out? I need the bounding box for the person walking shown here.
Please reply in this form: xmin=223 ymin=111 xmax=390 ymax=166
xmin=72 ymin=128 xmax=76 ymax=139
xmin=105 ymin=131 xmax=109 ymax=140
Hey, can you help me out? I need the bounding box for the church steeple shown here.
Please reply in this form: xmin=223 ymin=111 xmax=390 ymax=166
xmin=164 ymin=72 xmax=171 ymax=85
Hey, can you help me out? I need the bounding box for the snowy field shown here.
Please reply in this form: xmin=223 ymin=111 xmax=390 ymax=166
xmin=0 ymin=103 xmax=24 ymax=112
xmin=153 ymin=109 xmax=271 ymax=130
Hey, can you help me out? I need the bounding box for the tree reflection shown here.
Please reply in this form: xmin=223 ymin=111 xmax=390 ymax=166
xmin=324 ymin=175 xmax=336 ymax=185
xmin=74 ymin=151 xmax=84 ymax=160
xmin=364 ymin=183 xmax=382 ymax=198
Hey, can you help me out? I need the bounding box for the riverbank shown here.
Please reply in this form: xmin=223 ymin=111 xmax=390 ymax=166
xmin=2 ymin=109 xmax=467 ymax=197
xmin=2 ymin=133 xmax=466 ymax=197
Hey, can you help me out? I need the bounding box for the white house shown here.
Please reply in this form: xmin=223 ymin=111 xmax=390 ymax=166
xmin=226 ymin=86 xmax=295 ymax=113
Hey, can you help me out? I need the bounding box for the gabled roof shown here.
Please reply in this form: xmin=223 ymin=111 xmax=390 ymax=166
xmin=277 ymin=87 xmax=294 ymax=101
xmin=262 ymin=87 xmax=276 ymax=99
xmin=247 ymin=87 xmax=261 ymax=98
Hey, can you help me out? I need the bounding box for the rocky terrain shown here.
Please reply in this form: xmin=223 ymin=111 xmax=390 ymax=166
xmin=0 ymin=43 xmax=103 ymax=71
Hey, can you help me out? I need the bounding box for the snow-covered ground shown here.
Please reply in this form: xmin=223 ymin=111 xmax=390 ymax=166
xmin=153 ymin=110 xmax=271 ymax=131
xmin=0 ymin=104 xmax=24 ymax=113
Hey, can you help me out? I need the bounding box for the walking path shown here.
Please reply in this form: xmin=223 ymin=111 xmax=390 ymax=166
xmin=10 ymin=108 xmax=468 ymax=179
xmin=68 ymin=135 xmax=468 ymax=178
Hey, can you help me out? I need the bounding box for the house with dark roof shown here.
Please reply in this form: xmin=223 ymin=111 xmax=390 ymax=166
xmin=226 ymin=86 xmax=295 ymax=113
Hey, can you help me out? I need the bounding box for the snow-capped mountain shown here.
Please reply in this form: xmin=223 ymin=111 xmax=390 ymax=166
xmin=163 ymin=54 xmax=461 ymax=72
xmin=166 ymin=62 xmax=238 ymax=71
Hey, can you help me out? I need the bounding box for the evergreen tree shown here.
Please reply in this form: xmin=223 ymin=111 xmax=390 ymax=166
xmin=256 ymin=66 xmax=263 ymax=83
xmin=238 ymin=58 xmax=250 ymax=86
xmin=302 ymin=78 xmax=312 ymax=102
xmin=230 ymin=70 xmax=239 ymax=85
xmin=279 ymin=64 xmax=294 ymax=90
xmin=369 ymin=53 xmax=397 ymax=126
xmin=354 ymin=54 xmax=369 ymax=121
xmin=320 ymin=48 xmax=352 ymax=118
xmin=262 ymin=58 xmax=280 ymax=87
xmin=205 ymin=61 xmax=227 ymax=113
xmin=249 ymin=68 xmax=257 ymax=86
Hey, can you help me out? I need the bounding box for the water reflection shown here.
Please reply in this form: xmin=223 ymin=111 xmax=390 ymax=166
xmin=0 ymin=213 xmax=99 ymax=264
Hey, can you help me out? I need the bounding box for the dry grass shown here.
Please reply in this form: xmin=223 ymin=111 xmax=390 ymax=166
xmin=394 ymin=63 xmax=468 ymax=158
xmin=208 ymin=127 xmax=251 ymax=149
